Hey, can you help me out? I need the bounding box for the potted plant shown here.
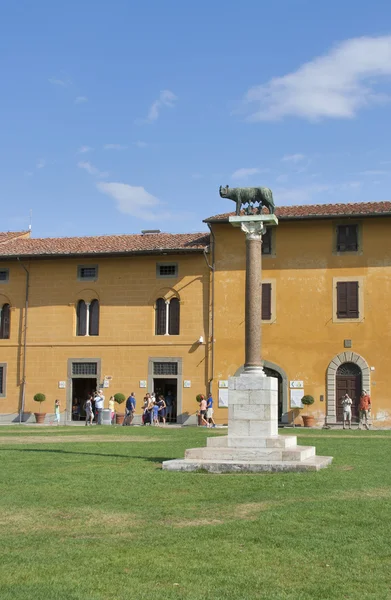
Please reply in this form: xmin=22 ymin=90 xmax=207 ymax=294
xmin=301 ymin=395 xmax=315 ymax=427
xmin=33 ymin=393 xmax=46 ymax=424
xmin=114 ymin=393 xmax=126 ymax=425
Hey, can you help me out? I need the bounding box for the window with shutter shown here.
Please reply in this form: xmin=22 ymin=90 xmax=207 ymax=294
xmin=261 ymin=283 xmax=272 ymax=320
xmin=336 ymin=225 xmax=358 ymax=252
xmin=337 ymin=281 xmax=359 ymax=318
xmin=262 ymin=229 xmax=272 ymax=255
xmin=89 ymin=300 xmax=100 ymax=336
xmin=0 ymin=304 xmax=10 ymax=339
xmin=155 ymin=298 xmax=166 ymax=335
xmin=168 ymin=298 xmax=180 ymax=335
xmin=76 ymin=300 xmax=87 ymax=336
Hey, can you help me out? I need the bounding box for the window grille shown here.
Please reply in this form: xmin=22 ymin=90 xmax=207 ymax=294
xmin=337 ymin=225 xmax=358 ymax=252
xmin=72 ymin=362 xmax=97 ymax=376
xmin=0 ymin=269 xmax=9 ymax=282
xmin=153 ymin=362 xmax=178 ymax=376
xmin=157 ymin=264 xmax=177 ymax=278
xmin=78 ymin=265 xmax=98 ymax=280
xmin=155 ymin=298 xmax=166 ymax=335
xmin=168 ymin=298 xmax=180 ymax=335
xmin=336 ymin=362 xmax=361 ymax=377
xmin=89 ymin=299 xmax=100 ymax=336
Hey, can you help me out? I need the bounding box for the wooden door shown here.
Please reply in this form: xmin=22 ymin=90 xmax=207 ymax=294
xmin=336 ymin=374 xmax=361 ymax=422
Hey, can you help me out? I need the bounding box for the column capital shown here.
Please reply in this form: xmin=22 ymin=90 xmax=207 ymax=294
xmin=240 ymin=221 xmax=265 ymax=241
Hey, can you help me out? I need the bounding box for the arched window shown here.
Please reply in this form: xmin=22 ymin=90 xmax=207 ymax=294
xmin=169 ymin=298 xmax=180 ymax=335
xmin=76 ymin=300 xmax=87 ymax=336
xmin=89 ymin=299 xmax=99 ymax=336
xmin=0 ymin=304 xmax=10 ymax=339
xmin=155 ymin=297 xmax=180 ymax=336
xmin=155 ymin=298 xmax=166 ymax=335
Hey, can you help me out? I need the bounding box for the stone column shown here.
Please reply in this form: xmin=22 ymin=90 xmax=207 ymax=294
xmin=241 ymin=221 xmax=265 ymax=374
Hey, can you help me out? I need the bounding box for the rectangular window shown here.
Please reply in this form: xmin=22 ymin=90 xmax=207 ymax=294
xmin=0 ymin=269 xmax=9 ymax=283
xmin=153 ymin=362 xmax=178 ymax=375
xmin=262 ymin=229 xmax=272 ymax=255
xmin=262 ymin=283 xmax=272 ymax=320
xmin=77 ymin=265 xmax=98 ymax=281
xmin=337 ymin=281 xmax=359 ymax=319
xmin=157 ymin=263 xmax=178 ymax=278
xmin=0 ymin=363 xmax=6 ymax=397
xmin=336 ymin=225 xmax=358 ymax=252
xmin=72 ymin=362 xmax=97 ymax=376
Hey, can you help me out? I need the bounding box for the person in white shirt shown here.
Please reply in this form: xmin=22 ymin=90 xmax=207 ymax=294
xmin=341 ymin=394 xmax=353 ymax=430
xmin=94 ymin=390 xmax=105 ymax=425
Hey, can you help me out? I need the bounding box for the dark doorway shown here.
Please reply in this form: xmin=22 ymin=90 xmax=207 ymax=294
xmin=72 ymin=378 xmax=97 ymax=421
xmin=153 ymin=378 xmax=178 ymax=422
xmin=336 ymin=363 xmax=362 ymax=422
xmin=264 ymin=367 xmax=283 ymax=421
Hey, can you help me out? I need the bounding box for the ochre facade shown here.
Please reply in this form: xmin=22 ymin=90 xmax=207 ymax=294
xmin=1 ymin=205 xmax=391 ymax=427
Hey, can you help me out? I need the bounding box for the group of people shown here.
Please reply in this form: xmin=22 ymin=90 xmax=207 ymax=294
xmin=198 ymin=393 xmax=216 ymax=428
xmin=123 ymin=390 xmax=176 ymax=426
xmin=83 ymin=389 xmax=106 ymax=425
xmin=341 ymin=390 xmax=371 ymax=430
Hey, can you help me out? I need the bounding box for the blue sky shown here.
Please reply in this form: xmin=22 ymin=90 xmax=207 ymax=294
xmin=1 ymin=0 xmax=391 ymax=237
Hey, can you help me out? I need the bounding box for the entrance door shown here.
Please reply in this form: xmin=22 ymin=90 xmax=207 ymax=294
xmin=336 ymin=363 xmax=361 ymax=422
xmin=153 ymin=378 xmax=178 ymax=422
xmin=72 ymin=378 xmax=97 ymax=420
xmin=264 ymin=367 xmax=283 ymax=421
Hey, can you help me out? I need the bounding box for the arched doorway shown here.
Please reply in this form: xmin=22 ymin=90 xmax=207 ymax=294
xmin=326 ymin=351 xmax=370 ymax=424
xmin=336 ymin=363 xmax=362 ymax=422
xmin=264 ymin=367 xmax=283 ymax=421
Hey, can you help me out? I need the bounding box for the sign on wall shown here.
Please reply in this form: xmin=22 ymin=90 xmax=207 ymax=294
xmin=139 ymin=380 xmax=147 ymax=388
xmin=103 ymin=380 xmax=110 ymax=388
xmin=58 ymin=381 xmax=66 ymax=389
xmin=290 ymin=389 xmax=304 ymax=408
xmin=218 ymin=380 xmax=228 ymax=388
xmin=290 ymin=381 xmax=304 ymax=389
xmin=183 ymin=380 xmax=191 ymax=388
xmin=218 ymin=388 xmax=229 ymax=408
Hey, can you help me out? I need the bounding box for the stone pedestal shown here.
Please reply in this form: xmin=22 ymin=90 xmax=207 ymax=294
xmin=162 ymin=374 xmax=333 ymax=473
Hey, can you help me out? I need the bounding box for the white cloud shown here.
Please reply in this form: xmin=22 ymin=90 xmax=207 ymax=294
xmin=77 ymin=146 xmax=93 ymax=154
xmin=36 ymin=159 xmax=46 ymax=169
xmin=143 ymin=89 xmax=177 ymax=123
xmin=274 ymin=181 xmax=362 ymax=204
xmin=244 ymin=35 xmax=391 ymax=121
xmin=134 ymin=141 xmax=148 ymax=148
xmin=24 ymin=171 xmax=33 ymax=177
xmin=103 ymin=144 xmax=128 ymax=150
xmin=96 ymin=182 xmax=169 ymax=220
xmin=78 ymin=161 xmax=108 ymax=178
xmin=49 ymin=77 xmax=71 ymax=87
xmin=232 ymin=167 xmax=260 ymax=179
xmin=75 ymin=96 xmax=88 ymax=104
xmin=282 ymin=154 xmax=305 ymax=163
xmin=360 ymin=169 xmax=388 ymax=175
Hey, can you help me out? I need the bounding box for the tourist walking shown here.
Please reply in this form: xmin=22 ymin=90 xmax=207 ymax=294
xmin=206 ymin=393 xmax=216 ymax=428
xmin=165 ymin=391 xmax=173 ymax=423
xmin=123 ymin=393 xmax=136 ymax=426
xmin=341 ymin=394 xmax=353 ymax=430
xmin=358 ymin=390 xmax=371 ymax=430
xmin=54 ymin=399 xmax=61 ymax=425
xmin=152 ymin=400 xmax=159 ymax=426
xmin=94 ymin=389 xmax=105 ymax=425
xmin=85 ymin=395 xmax=94 ymax=426
xmin=108 ymin=396 xmax=115 ymax=424
xmin=199 ymin=395 xmax=208 ymax=426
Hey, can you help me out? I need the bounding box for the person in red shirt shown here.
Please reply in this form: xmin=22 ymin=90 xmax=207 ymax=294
xmin=358 ymin=390 xmax=371 ymax=430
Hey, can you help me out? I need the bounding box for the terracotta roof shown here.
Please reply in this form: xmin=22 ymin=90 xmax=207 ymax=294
xmin=0 ymin=232 xmax=210 ymax=259
xmin=0 ymin=231 xmax=30 ymax=243
xmin=204 ymin=201 xmax=391 ymax=222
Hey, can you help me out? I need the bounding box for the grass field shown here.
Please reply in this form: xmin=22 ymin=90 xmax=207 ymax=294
xmin=0 ymin=426 xmax=390 ymax=600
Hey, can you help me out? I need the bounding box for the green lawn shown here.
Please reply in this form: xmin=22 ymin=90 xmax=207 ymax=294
xmin=0 ymin=426 xmax=390 ymax=600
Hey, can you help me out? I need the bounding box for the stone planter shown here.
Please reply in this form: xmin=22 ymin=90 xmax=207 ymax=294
xmin=34 ymin=413 xmax=46 ymax=424
xmin=116 ymin=413 xmax=125 ymax=425
xmin=302 ymin=415 xmax=315 ymax=427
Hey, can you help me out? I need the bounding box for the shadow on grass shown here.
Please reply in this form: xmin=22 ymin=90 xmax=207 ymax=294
xmin=0 ymin=447 xmax=171 ymax=464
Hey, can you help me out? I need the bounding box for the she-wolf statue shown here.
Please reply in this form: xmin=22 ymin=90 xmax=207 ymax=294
xmin=219 ymin=185 xmax=275 ymax=216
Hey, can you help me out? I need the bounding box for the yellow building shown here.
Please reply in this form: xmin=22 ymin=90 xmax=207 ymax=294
xmin=1 ymin=200 xmax=391 ymax=427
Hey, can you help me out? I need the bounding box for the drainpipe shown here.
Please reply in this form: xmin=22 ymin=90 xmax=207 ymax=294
xmin=17 ymin=259 xmax=30 ymax=424
xmin=205 ymin=225 xmax=215 ymax=395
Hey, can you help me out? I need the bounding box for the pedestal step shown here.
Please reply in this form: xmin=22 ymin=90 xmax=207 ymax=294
xmin=185 ymin=444 xmax=315 ymax=462
xmin=207 ymin=435 xmax=298 ymax=449
xmin=162 ymin=455 xmax=333 ymax=473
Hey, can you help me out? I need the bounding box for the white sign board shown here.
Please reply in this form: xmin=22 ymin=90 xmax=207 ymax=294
xmin=183 ymin=380 xmax=191 ymax=388
xmin=290 ymin=389 xmax=304 ymax=408
xmin=218 ymin=380 xmax=228 ymax=388
xmin=139 ymin=380 xmax=147 ymax=388
xmin=290 ymin=381 xmax=304 ymax=389
xmin=103 ymin=380 xmax=110 ymax=388
xmin=218 ymin=389 xmax=229 ymax=408
xmin=58 ymin=381 xmax=66 ymax=389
